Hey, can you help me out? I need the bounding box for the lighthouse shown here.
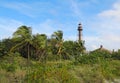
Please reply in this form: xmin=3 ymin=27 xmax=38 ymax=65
xmin=78 ymin=23 xmax=83 ymax=41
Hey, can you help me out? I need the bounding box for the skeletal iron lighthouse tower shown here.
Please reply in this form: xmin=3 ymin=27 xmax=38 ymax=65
xmin=78 ymin=23 xmax=83 ymax=41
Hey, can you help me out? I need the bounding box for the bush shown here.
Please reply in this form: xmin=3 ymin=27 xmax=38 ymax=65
xmin=24 ymin=62 xmax=79 ymax=83
xmin=111 ymin=51 xmax=120 ymax=60
xmin=7 ymin=64 xmax=17 ymax=72
xmin=73 ymin=54 xmax=99 ymax=65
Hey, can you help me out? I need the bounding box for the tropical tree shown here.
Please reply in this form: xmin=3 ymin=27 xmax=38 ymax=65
xmin=62 ymin=40 xmax=85 ymax=59
xmin=62 ymin=41 xmax=75 ymax=59
xmin=10 ymin=25 xmax=33 ymax=60
xmin=32 ymin=34 xmax=47 ymax=61
xmin=47 ymin=30 xmax=63 ymax=61
xmin=74 ymin=41 xmax=86 ymax=54
xmin=0 ymin=38 xmax=14 ymax=57
xmin=51 ymin=30 xmax=63 ymax=55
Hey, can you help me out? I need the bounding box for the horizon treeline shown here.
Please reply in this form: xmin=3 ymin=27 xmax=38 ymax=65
xmin=0 ymin=25 xmax=120 ymax=62
xmin=0 ymin=25 xmax=86 ymax=61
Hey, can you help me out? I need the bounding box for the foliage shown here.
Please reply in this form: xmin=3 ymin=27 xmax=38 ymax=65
xmin=111 ymin=49 xmax=120 ymax=60
xmin=0 ymin=38 xmax=14 ymax=57
xmin=0 ymin=25 xmax=120 ymax=82
xmin=24 ymin=62 xmax=78 ymax=83
xmin=0 ymin=53 xmax=120 ymax=83
xmin=50 ymin=30 xmax=63 ymax=55
xmin=90 ymin=49 xmax=111 ymax=58
xmin=62 ymin=40 xmax=85 ymax=60
xmin=32 ymin=33 xmax=47 ymax=60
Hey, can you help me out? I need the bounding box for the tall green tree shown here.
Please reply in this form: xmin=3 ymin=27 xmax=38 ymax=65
xmin=62 ymin=40 xmax=86 ymax=60
xmin=32 ymin=34 xmax=47 ymax=61
xmin=51 ymin=30 xmax=63 ymax=55
xmin=62 ymin=40 xmax=75 ymax=59
xmin=0 ymin=38 xmax=14 ymax=57
xmin=10 ymin=25 xmax=33 ymax=59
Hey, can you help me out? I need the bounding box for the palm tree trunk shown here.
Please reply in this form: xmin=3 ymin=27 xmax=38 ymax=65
xmin=28 ymin=44 xmax=30 ymax=61
xmin=27 ymin=44 xmax=30 ymax=82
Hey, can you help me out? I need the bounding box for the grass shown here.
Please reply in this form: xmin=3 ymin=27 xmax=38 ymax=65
xmin=0 ymin=54 xmax=120 ymax=83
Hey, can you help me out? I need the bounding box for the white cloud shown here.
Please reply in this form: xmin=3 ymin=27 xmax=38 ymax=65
xmin=84 ymin=1 xmax=120 ymax=51
xmin=0 ymin=18 xmax=62 ymax=40
xmin=64 ymin=35 xmax=77 ymax=41
xmin=69 ymin=0 xmax=90 ymax=18
xmin=90 ymin=0 xmax=99 ymax=4
xmin=1 ymin=2 xmax=35 ymax=17
xmin=0 ymin=2 xmax=53 ymax=18
xmin=32 ymin=19 xmax=78 ymax=40
xmin=85 ymin=34 xmax=120 ymax=51
xmin=84 ymin=36 xmax=101 ymax=51
xmin=70 ymin=0 xmax=81 ymax=16
xmin=32 ymin=19 xmax=56 ymax=37
xmin=0 ymin=18 xmax=23 ymax=39
xmin=0 ymin=17 xmax=77 ymax=41
xmin=98 ymin=1 xmax=120 ymax=21
xmin=32 ymin=19 xmax=68 ymax=38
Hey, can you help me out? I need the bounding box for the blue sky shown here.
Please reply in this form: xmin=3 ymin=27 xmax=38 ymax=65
xmin=0 ymin=0 xmax=120 ymax=51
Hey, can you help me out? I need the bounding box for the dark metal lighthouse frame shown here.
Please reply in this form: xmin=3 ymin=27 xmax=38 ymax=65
xmin=78 ymin=23 xmax=83 ymax=41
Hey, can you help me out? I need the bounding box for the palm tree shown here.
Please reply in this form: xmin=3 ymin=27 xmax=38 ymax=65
xmin=51 ymin=30 xmax=64 ymax=64
xmin=10 ymin=25 xmax=33 ymax=60
xmin=32 ymin=33 xmax=47 ymax=61
xmin=51 ymin=30 xmax=63 ymax=55
xmin=9 ymin=26 xmax=33 ymax=82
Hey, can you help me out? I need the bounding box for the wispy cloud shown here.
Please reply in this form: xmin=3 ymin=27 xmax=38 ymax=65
xmin=85 ymin=1 xmax=120 ymax=51
xmin=98 ymin=1 xmax=120 ymax=20
xmin=32 ymin=19 xmax=77 ymax=38
xmin=0 ymin=17 xmax=77 ymax=41
xmin=69 ymin=0 xmax=90 ymax=19
xmin=0 ymin=18 xmax=23 ymax=39
xmin=70 ymin=0 xmax=81 ymax=16
xmin=90 ymin=0 xmax=99 ymax=4
xmin=32 ymin=19 xmax=57 ymax=36
xmin=69 ymin=0 xmax=99 ymax=19
xmin=0 ymin=1 xmax=54 ymax=18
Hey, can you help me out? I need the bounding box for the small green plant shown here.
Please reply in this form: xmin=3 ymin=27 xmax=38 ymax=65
xmin=7 ymin=64 xmax=17 ymax=72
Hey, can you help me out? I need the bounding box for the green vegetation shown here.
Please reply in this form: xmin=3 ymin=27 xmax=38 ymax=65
xmin=0 ymin=26 xmax=120 ymax=83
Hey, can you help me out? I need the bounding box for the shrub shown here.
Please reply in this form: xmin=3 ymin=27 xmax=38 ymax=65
xmin=7 ymin=64 xmax=17 ymax=72
xmin=24 ymin=62 xmax=79 ymax=83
